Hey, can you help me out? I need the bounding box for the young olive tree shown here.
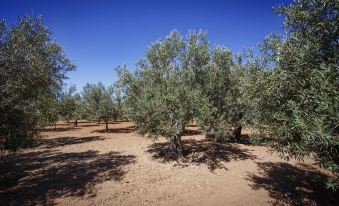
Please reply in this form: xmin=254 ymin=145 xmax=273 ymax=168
xmin=72 ymin=98 xmax=85 ymax=127
xmin=58 ymin=85 xmax=80 ymax=124
xmin=82 ymin=82 xmax=105 ymax=122
xmin=38 ymin=93 xmax=60 ymax=129
xmin=252 ymin=0 xmax=339 ymax=190
xmin=109 ymin=85 xmax=124 ymax=121
xmin=0 ymin=14 xmax=75 ymax=153
xmin=82 ymin=82 xmax=115 ymax=132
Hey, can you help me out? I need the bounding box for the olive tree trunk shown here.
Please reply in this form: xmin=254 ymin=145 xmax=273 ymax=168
xmin=105 ymin=118 xmax=109 ymax=133
xmin=233 ymin=112 xmax=243 ymax=142
xmin=233 ymin=126 xmax=242 ymax=142
xmin=170 ymin=135 xmax=183 ymax=162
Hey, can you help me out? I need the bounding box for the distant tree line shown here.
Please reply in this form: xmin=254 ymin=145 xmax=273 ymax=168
xmin=43 ymin=82 xmax=124 ymax=132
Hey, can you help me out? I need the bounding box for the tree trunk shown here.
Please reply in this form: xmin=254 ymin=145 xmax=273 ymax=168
xmin=170 ymin=135 xmax=183 ymax=162
xmin=74 ymin=119 xmax=78 ymax=127
xmin=233 ymin=112 xmax=243 ymax=142
xmin=206 ymin=122 xmax=215 ymax=139
xmin=105 ymin=119 xmax=108 ymax=133
xmin=54 ymin=122 xmax=57 ymax=130
xmin=233 ymin=126 xmax=242 ymax=142
xmin=98 ymin=118 xmax=101 ymax=124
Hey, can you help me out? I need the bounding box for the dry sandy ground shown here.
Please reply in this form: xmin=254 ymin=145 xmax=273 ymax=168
xmin=1 ymin=121 xmax=338 ymax=206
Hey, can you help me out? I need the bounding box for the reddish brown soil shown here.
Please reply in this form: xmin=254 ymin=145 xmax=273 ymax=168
xmin=1 ymin=121 xmax=338 ymax=205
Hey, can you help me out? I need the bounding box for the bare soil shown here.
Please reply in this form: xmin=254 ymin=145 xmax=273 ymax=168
xmin=1 ymin=121 xmax=338 ymax=206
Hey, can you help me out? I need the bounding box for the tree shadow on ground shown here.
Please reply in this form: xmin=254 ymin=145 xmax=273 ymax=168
xmin=0 ymin=150 xmax=136 ymax=205
xmin=187 ymin=124 xmax=198 ymax=127
xmin=238 ymin=134 xmax=252 ymax=145
xmin=205 ymin=133 xmax=252 ymax=145
xmin=40 ymin=136 xmax=105 ymax=149
xmin=78 ymin=122 xmax=120 ymax=128
xmin=147 ymin=139 xmax=256 ymax=171
xmin=182 ymin=129 xmax=202 ymax=136
xmin=93 ymin=126 xmax=135 ymax=134
xmin=56 ymin=123 xmax=72 ymax=126
xmin=41 ymin=127 xmax=81 ymax=132
xmin=79 ymin=124 xmax=101 ymax=127
xmin=246 ymin=162 xmax=339 ymax=206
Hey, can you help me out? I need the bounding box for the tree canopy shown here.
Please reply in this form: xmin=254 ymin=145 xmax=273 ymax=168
xmin=116 ymin=30 xmax=252 ymax=160
xmin=0 ymin=14 xmax=75 ymax=152
xmin=82 ymin=82 xmax=121 ymax=132
xmin=251 ymin=0 xmax=338 ymax=190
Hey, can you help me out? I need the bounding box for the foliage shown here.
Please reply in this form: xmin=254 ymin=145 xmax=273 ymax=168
xmin=117 ymin=30 xmax=259 ymax=158
xmin=109 ymin=85 xmax=124 ymax=121
xmin=58 ymin=85 xmax=81 ymax=123
xmin=0 ymin=14 xmax=75 ymax=153
xmin=38 ymin=93 xmax=59 ymax=127
xmin=251 ymin=0 xmax=339 ymax=190
xmin=116 ymin=31 xmax=203 ymax=160
xmin=82 ymin=82 xmax=115 ymax=132
xmin=195 ymin=47 xmax=252 ymax=142
xmin=1 ymin=0 xmax=337 ymax=194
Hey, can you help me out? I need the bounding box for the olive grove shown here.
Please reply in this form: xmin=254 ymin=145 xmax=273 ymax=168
xmin=0 ymin=0 xmax=337 ymax=192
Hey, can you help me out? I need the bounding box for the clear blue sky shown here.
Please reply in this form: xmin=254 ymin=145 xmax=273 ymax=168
xmin=1 ymin=0 xmax=290 ymax=89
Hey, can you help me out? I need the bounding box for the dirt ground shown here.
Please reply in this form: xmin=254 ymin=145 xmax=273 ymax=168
xmin=1 ymin=121 xmax=338 ymax=206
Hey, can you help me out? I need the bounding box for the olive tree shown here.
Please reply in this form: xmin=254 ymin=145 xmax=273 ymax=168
xmin=195 ymin=46 xmax=247 ymax=142
xmin=252 ymin=0 xmax=339 ymax=190
xmin=0 ymin=14 xmax=75 ymax=153
xmin=117 ymin=30 xmax=255 ymax=159
xmin=72 ymin=98 xmax=85 ymax=127
xmin=38 ymin=94 xmax=60 ymax=129
xmin=82 ymin=82 xmax=115 ymax=132
xmin=58 ymin=85 xmax=80 ymax=124
xmin=116 ymin=31 xmax=201 ymax=161
xmin=184 ymin=33 xmax=251 ymax=143
xmin=109 ymin=85 xmax=124 ymax=121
